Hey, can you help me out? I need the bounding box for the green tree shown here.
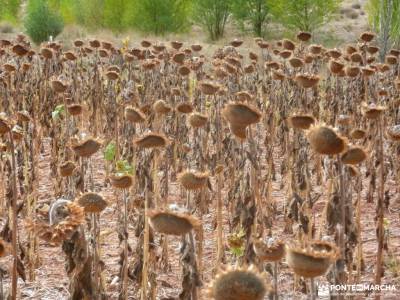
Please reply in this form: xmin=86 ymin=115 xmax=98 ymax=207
xmin=0 ymin=0 xmax=21 ymax=24
xmin=47 ymin=0 xmax=77 ymax=24
xmin=24 ymin=0 xmax=64 ymax=44
xmin=193 ymin=0 xmax=232 ymax=40
xmin=70 ymin=0 xmax=104 ymax=30
xmin=60 ymin=0 xmax=79 ymax=24
xmin=104 ymin=0 xmax=128 ymax=32
xmin=124 ymin=0 xmax=190 ymax=35
xmin=367 ymin=0 xmax=400 ymax=60
xmin=231 ymin=0 xmax=270 ymax=37
xmin=270 ymin=0 xmax=341 ymax=32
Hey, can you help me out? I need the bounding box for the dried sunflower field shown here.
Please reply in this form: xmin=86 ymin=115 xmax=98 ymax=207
xmin=0 ymin=31 xmax=400 ymax=300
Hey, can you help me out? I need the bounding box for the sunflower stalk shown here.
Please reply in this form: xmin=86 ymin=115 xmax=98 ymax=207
xmin=374 ymin=114 xmax=385 ymax=300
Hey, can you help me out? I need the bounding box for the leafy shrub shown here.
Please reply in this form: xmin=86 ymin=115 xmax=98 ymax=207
xmin=130 ymin=0 xmax=190 ymax=34
xmin=104 ymin=0 xmax=128 ymax=32
xmin=193 ymin=0 xmax=232 ymax=40
xmin=124 ymin=0 xmax=190 ymax=35
xmin=367 ymin=0 xmax=400 ymax=60
xmin=24 ymin=0 xmax=64 ymax=44
xmin=51 ymin=0 xmax=128 ymax=32
xmin=70 ymin=0 xmax=105 ymax=30
xmin=0 ymin=0 xmax=21 ymax=24
xmin=47 ymin=0 xmax=78 ymax=24
xmin=270 ymin=0 xmax=341 ymax=32
xmin=231 ymin=0 xmax=270 ymax=37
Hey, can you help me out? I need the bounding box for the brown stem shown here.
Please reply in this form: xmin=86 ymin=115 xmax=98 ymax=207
xmin=216 ymin=97 xmax=223 ymax=266
xmin=9 ymin=132 xmax=18 ymax=300
xmin=374 ymin=116 xmax=385 ymax=300
xmin=356 ymin=185 xmax=363 ymax=282
xmin=141 ymin=175 xmax=149 ymax=300
xmin=141 ymin=151 xmax=158 ymax=300
xmin=337 ymin=154 xmax=346 ymax=299
xmin=92 ymin=213 xmax=99 ymax=296
xmin=216 ymin=170 xmax=223 ymax=265
xmin=188 ymin=231 xmax=198 ymax=300
xmin=310 ymin=278 xmax=315 ymax=300
xmin=0 ymin=270 xmax=3 ymax=299
xmin=115 ymin=104 xmax=120 ymax=161
xmin=122 ymin=190 xmax=128 ymax=300
xmin=274 ymin=261 xmax=278 ymax=300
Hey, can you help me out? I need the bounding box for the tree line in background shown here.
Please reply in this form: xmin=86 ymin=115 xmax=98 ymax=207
xmin=367 ymin=0 xmax=400 ymax=60
xmin=0 ymin=0 xmax=399 ymax=55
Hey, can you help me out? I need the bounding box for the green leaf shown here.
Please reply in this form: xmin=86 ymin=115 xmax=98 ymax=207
xmin=270 ymin=0 xmax=342 ymax=32
xmin=51 ymin=104 xmax=65 ymax=120
xmin=104 ymin=141 xmax=116 ymax=161
xmin=229 ymin=245 xmax=245 ymax=257
xmin=384 ymin=218 xmax=390 ymax=229
xmin=115 ymin=159 xmax=134 ymax=175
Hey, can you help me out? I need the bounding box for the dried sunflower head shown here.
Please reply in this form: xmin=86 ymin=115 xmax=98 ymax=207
xmin=188 ymin=112 xmax=208 ymax=128
xmin=253 ymin=238 xmax=285 ymax=262
xmin=0 ymin=114 xmax=11 ymax=134
xmin=110 ymin=174 xmax=133 ymax=189
xmin=387 ymin=125 xmax=400 ymax=141
xmin=26 ymin=201 xmax=85 ymax=246
xmin=222 ymin=102 xmax=261 ymax=127
xmin=77 ymin=192 xmax=108 ymax=213
xmin=177 ymin=170 xmax=209 ymax=190
xmin=134 ymin=133 xmax=168 ymax=149
xmin=341 ymin=146 xmax=367 ymax=165
xmin=58 ymin=161 xmax=76 ymax=177
xmin=286 ymin=240 xmax=338 ymax=278
xmin=350 ymin=129 xmax=366 ymax=140
xmin=288 ymin=114 xmax=315 ymax=130
xmin=148 ymin=210 xmax=201 ymax=236
xmin=306 ymin=125 xmax=347 ymax=155
xmin=176 ymin=102 xmax=194 ymax=114
xmin=206 ymin=265 xmax=268 ymax=300
xmin=125 ymin=106 xmax=146 ymax=123
xmin=67 ymin=104 xmax=83 ymax=116
xmin=153 ymin=100 xmax=171 ymax=115
xmin=71 ymin=137 xmax=101 ymax=158
xmin=362 ymin=103 xmax=386 ymax=119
